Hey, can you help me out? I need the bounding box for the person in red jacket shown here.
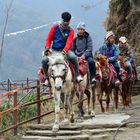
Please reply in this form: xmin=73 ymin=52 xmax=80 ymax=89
xmin=42 ymin=12 xmax=83 ymax=86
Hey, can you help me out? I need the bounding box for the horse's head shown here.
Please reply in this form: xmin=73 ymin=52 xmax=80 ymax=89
xmin=48 ymin=52 xmax=68 ymax=90
xmin=98 ymin=55 xmax=110 ymax=81
xmin=101 ymin=65 xmax=110 ymax=81
xmin=98 ymin=55 xmax=108 ymax=66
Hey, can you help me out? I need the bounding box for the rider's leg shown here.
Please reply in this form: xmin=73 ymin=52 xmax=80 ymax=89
xmin=85 ymin=56 xmax=96 ymax=84
xmin=125 ymin=60 xmax=132 ymax=79
xmin=67 ymin=50 xmax=83 ymax=82
xmin=112 ymin=61 xmax=122 ymax=83
xmin=41 ymin=56 xmax=49 ymax=85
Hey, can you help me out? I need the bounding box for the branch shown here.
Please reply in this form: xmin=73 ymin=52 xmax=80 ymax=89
xmin=0 ymin=0 xmax=14 ymax=63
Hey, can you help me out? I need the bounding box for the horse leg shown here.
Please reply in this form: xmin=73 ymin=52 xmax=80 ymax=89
xmin=85 ymin=90 xmax=91 ymax=115
xmin=114 ymin=87 xmax=119 ymax=112
xmin=78 ymin=91 xmax=84 ymax=118
xmin=121 ymin=84 xmax=126 ymax=108
xmin=106 ymin=92 xmax=110 ymax=112
xmin=91 ymin=86 xmax=96 ymax=117
xmin=129 ymin=83 xmax=133 ymax=106
xmin=70 ymin=90 xmax=75 ymax=123
xmin=52 ymin=91 xmax=61 ymax=132
xmin=98 ymin=92 xmax=105 ymax=113
xmin=63 ymin=94 xmax=70 ymax=124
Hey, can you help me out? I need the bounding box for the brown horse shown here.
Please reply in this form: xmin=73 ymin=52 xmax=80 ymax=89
xmin=119 ymin=56 xmax=134 ymax=108
xmin=97 ymin=55 xmax=119 ymax=112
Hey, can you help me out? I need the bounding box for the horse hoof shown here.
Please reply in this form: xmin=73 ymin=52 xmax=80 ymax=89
xmin=91 ymin=111 xmax=95 ymax=117
xmin=88 ymin=111 xmax=91 ymax=115
xmin=101 ymin=108 xmax=105 ymax=113
xmin=52 ymin=124 xmax=59 ymax=133
xmin=70 ymin=113 xmax=75 ymax=123
xmin=76 ymin=117 xmax=84 ymax=123
xmin=62 ymin=118 xmax=69 ymax=124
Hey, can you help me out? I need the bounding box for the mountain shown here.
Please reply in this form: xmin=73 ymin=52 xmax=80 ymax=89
xmin=0 ymin=0 xmax=109 ymax=81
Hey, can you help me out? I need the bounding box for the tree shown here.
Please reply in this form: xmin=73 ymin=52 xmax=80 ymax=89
xmin=0 ymin=0 xmax=14 ymax=63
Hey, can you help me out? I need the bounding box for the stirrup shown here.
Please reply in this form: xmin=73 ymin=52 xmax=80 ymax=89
xmin=91 ymin=78 xmax=96 ymax=84
xmin=43 ymin=79 xmax=49 ymax=86
xmin=76 ymin=75 xmax=83 ymax=82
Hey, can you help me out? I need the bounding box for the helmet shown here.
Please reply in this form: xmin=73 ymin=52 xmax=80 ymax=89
xmin=61 ymin=12 xmax=71 ymax=22
xmin=119 ymin=36 xmax=127 ymax=43
xmin=77 ymin=22 xmax=86 ymax=30
xmin=106 ymin=31 xmax=115 ymax=40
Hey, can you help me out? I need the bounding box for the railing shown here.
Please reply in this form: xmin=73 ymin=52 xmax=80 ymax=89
xmin=0 ymin=78 xmax=53 ymax=135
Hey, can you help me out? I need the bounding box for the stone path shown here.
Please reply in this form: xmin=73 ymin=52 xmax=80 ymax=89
xmin=21 ymin=113 xmax=130 ymax=140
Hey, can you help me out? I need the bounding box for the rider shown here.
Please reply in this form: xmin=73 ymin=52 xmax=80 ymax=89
xmin=42 ymin=12 xmax=83 ymax=86
xmin=71 ymin=22 xmax=96 ymax=84
xmin=99 ymin=31 xmax=121 ymax=84
xmin=118 ymin=36 xmax=135 ymax=79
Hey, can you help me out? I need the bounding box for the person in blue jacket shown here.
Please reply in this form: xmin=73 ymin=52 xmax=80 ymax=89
xmin=99 ymin=31 xmax=121 ymax=84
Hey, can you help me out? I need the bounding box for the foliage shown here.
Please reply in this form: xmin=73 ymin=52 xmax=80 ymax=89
xmin=0 ymin=92 xmax=37 ymax=130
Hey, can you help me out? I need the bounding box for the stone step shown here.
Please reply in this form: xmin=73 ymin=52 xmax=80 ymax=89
xmin=22 ymin=135 xmax=89 ymax=140
xmin=29 ymin=124 xmax=82 ymax=131
xmin=89 ymin=134 xmax=109 ymax=140
xmin=26 ymin=127 xmax=125 ymax=137
xmin=82 ymin=128 xmax=125 ymax=135
xmin=29 ymin=122 xmax=123 ymax=131
xmin=26 ymin=130 xmax=81 ymax=137
xmin=22 ymin=134 xmax=110 ymax=140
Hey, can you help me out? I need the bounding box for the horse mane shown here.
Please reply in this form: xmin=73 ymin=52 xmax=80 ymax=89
xmin=48 ymin=52 xmax=65 ymax=65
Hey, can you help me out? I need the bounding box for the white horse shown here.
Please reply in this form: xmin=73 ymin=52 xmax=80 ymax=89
xmin=48 ymin=52 xmax=74 ymax=132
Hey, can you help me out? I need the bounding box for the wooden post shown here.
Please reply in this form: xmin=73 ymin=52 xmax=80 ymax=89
xmin=7 ymin=79 xmax=11 ymax=108
xmin=7 ymin=79 xmax=10 ymax=91
xmin=27 ymin=77 xmax=29 ymax=93
xmin=13 ymin=83 xmax=18 ymax=135
xmin=37 ymin=80 xmax=41 ymax=124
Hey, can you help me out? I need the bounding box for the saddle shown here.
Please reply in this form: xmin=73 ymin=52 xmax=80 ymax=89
xmin=38 ymin=58 xmax=89 ymax=83
xmin=69 ymin=57 xmax=88 ymax=79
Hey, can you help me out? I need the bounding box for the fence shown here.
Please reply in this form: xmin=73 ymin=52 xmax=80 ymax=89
xmin=0 ymin=78 xmax=53 ymax=135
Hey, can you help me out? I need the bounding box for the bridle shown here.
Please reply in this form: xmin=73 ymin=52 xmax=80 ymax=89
xmin=49 ymin=62 xmax=68 ymax=83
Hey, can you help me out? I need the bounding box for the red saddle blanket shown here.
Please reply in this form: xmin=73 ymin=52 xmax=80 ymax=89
xmin=38 ymin=58 xmax=88 ymax=82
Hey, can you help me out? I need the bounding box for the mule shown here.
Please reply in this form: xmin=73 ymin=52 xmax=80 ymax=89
xmin=48 ymin=52 xmax=75 ymax=132
xmin=76 ymin=57 xmax=103 ymax=119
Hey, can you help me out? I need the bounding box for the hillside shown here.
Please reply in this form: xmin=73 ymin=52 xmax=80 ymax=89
xmin=105 ymin=0 xmax=140 ymax=66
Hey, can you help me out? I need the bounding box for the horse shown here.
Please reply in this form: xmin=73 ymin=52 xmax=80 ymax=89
xmin=47 ymin=52 xmax=75 ymax=132
xmin=118 ymin=56 xmax=134 ymax=108
xmin=97 ymin=55 xmax=120 ymax=112
xmin=75 ymin=58 xmax=97 ymax=120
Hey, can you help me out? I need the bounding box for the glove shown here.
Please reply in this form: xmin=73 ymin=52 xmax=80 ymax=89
xmin=61 ymin=50 xmax=67 ymax=58
xmin=44 ymin=48 xmax=51 ymax=56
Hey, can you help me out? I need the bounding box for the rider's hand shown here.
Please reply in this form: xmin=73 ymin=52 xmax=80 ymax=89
xmin=80 ymin=55 xmax=85 ymax=60
xmin=44 ymin=48 xmax=52 ymax=56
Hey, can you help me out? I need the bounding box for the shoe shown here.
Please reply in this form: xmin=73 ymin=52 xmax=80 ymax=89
xmin=43 ymin=79 xmax=49 ymax=86
xmin=115 ymin=79 xmax=120 ymax=85
xmin=91 ymin=78 xmax=96 ymax=84
xmin=76 ymin=75 xmax=83 ymax=82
